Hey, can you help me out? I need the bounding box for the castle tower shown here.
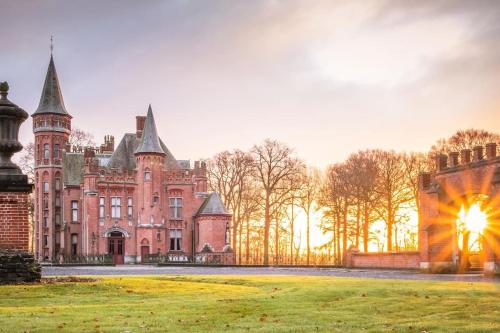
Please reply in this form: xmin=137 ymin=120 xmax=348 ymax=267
xmin=134 ymin=105 xmax=166 ymax=261
xmin=32 ymin=55 xmax=72 ymax=261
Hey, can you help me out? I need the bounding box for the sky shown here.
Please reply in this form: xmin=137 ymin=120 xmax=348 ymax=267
xmin=2 ymin=0 xmax=500 ymax=169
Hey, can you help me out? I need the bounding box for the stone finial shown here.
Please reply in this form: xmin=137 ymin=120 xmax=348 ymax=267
xmin=0 ymin=82 xmax=30 ymax=189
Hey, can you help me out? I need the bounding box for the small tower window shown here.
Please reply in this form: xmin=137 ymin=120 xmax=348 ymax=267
xmin=43 ymin=181 xmax=49 ymax=193
xmin=43 ymin=144 xmax=49 ymax=159
xmin=54 ymin=144 xmax=60 ymax=159
xmin=144 ymin=170 xmax=151 ymax=181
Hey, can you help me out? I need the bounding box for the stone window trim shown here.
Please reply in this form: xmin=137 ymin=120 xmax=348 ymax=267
xmin=169 ymin=197 xmax=183 ymax=220
xmin=111 ymin=196 xmax=121 ymax=219
xmin=169 ymin=229 xmax=182 ymax=251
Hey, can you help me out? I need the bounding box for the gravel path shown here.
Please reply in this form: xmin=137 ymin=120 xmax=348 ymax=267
xmin=42 ymin=265 xmax=499 ymax=283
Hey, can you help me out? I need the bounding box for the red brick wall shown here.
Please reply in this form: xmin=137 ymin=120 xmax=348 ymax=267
xmin=346 ymin=251 xmax=420 ymax=269
xmin=0 ymin=192 xmax=31 ymax=251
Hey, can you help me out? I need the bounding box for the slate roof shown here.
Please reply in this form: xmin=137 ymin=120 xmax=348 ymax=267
xmin=107 ymin=134 xmax=179 ymax=171
xmin=135 ymin=105 xmax=164 ymax=155
xmin=33 ymin=55 xmax=70 ymax=116
xmin=63 ymin=153 xmax=84 ymax=186
xmin=196 ymin=193 xmax=230 ymax=216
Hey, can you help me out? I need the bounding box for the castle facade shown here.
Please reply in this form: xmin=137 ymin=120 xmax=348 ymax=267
xmin=33 ymin=55 xmax=231 ymax=264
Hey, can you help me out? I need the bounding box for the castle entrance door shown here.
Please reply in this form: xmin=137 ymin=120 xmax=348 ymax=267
xmin=108 ymin=231 xmax=125 ymax=265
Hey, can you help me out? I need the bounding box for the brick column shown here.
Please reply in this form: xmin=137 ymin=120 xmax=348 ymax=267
xmin=0 ymin=191 xmax=31 ymax=251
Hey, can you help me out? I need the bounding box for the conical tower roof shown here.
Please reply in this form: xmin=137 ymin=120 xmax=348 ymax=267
xmin=196 ymin=193 xmax=230 ymax=216
xmin=33 ymin=55 xmax=69 ymax=116
xmin=134 ymin=105 xmax=165 ymax=155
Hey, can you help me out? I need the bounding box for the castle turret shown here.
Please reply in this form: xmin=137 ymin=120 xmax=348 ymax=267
xmin=134 ymin=105 xmax=166 ymax=260
xmin=32 ymin=54 xmax=72 ymax=262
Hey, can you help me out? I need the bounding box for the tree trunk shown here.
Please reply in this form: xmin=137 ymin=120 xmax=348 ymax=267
xmin=245 ymin=217 xmax=250 ymax=264
xmin=342 ymin=208 xmax=348 ymax=264
xmin=274 ymin=217 xmax=279 ymax=265
xmin=335 ymin=211 xmax=341 ymax=265
xmin=238 ymin=219 xmax=243 ymax=264
xmin=355 ymin=202 xmax=360 ymax=249
xmin=363 ymin=203 xmax=369 ymax=252
xmin=306 ymin=208 xmax=310 ymax=266
xmin=290 ymin=204 xmax=294 ymax=265
xmin=263 ymin=193 xmax=270 ymax=265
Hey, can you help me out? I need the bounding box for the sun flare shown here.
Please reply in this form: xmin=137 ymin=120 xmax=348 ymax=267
xmin=457 ymin=203 xmax=488 ymax=234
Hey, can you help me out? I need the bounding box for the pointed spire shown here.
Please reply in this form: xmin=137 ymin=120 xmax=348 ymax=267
xmin=134 ymin=105 xmax=165 ymax=155
xmin=33 ymin=55 xmax=69 ymax=116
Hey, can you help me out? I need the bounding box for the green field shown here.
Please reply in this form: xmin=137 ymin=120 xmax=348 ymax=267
xmin=0 ymin=275 xmax=498 ymax=332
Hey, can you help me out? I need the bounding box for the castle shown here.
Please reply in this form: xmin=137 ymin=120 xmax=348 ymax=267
xmin=33 ymin=55 xmax=232 ymax=264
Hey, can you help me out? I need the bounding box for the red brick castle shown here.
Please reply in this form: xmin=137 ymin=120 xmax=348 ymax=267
xmin=33 ymin=55 xmax=232 ymax=264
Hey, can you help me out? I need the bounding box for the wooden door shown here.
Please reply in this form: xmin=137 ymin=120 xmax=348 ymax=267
xmin=141 ymin=245 xmax=150 ymax=263
xmin=108 ymin=234 xmax=125 ymax=265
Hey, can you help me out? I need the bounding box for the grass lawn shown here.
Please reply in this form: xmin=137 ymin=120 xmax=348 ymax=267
xmin=0 ymin=275 xmax=499 ymax=333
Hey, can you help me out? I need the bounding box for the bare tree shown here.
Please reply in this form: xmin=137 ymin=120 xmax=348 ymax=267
xmin=251 ymin=139 xmax=303 ymax=265
xmin=374 ymin=150 xmax=414 ymax=252
xmin=431 ymin=128 xmax=499 ymax=154
xmin=207 ymin=150 xmax=254 ymax=257
xmin=17 ymin=142 xmax=35 ymax=182
xmin=68 ymin=127 xmax=96 ymax=149
xmin=297 ymin=167 xmax=321 ymax=265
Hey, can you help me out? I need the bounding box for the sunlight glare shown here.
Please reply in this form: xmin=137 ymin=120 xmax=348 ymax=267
xmin=457 ymin=203 xmax=488 ymax=234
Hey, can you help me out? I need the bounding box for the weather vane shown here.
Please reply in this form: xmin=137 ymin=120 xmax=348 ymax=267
xmin=50 ymin=35 xmax=54 ymax=54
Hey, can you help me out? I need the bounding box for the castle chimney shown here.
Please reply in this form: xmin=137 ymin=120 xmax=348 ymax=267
xmin=449 ymin=152 xmax=459 ymax=167
xmin=473 ymin=146 xmax=484 ymax=162
xmin=435 ymin=154 xmax=447 ymax=172
xmin=461 ymin=149 xmax=471 ymax=164
xmin=486 ymin=143 xmax=497 ymax=159
xmin=419 ymin=172 xmax=431 ymax=190
xmin=136 ymin=116 xmax=146 ymax=138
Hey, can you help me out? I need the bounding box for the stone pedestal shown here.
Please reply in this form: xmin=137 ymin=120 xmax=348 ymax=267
xmin=0 ymin=81 xmax=40 ymax=283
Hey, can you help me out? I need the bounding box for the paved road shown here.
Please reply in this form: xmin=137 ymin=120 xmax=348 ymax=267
xmin=42 ymin=265 xmax=499 ymax=283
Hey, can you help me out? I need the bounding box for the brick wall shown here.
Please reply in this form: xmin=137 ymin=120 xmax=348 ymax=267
xmin=346 ymin=250 xmax=420 ymax=269
xmin=0 ymin=192 xmax=30 ymax=251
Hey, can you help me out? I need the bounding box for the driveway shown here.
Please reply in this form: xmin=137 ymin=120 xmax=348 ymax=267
xmin=42 ymin=265 xmax=499 ymax=283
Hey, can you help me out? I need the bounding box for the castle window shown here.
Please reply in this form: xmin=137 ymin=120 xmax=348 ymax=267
xmin=55 ymin=178 xmax=61 ymax=191
xmin=169 ymin=198 xmax=182 ymax=219
xmin=43 ymin=212 xmax=48 ymax=227
xmin=54 ymin=144 xmax=60 ymax=159
xmin=157 ymin=231 xmax=161 ymax=241
xmin=99 ymin=197 xmax=105 ymax=218
xmin=127 ymin=197 xmax=133 ymax=219
xmin=169 ymin=229 xmax=182 ymax=251
xmin=43 ymin=235 xmax=48 ymax=247
xmin=71 ymin=234 xmax=78 ymax=256
xmin=55 ymin=213 xmax=61 ymax=225
xmin=43 ymin=144 xmax=49 ymax=159
xmin=43 ymin=181 xmax=49 ymax=193
xmin=144 ymin=170 xmax=151 ymax=181
xmin=111 ymin=197 xmax=121 ymax=218
xmin=71 ymin=201 xmax=78 ymax=223
xmin=153 ymin=195 xmax=159 ymax=205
